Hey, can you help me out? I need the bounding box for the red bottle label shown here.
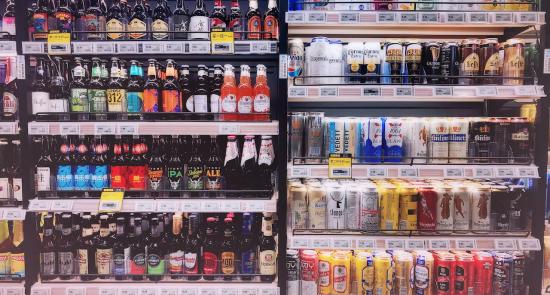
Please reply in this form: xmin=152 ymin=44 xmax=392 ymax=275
xmin=161 ymin=90 xmax=181 ymax=113
xmin=127 ymin=166 xmax=147 ymax=190
xmin=129 ymin=253 xmax=146 ymax=274
xmin=263 ymin=15 xmax=278 ymax=40
xmin=247 ymin=16 xmax=261 ymax=40
xmin=229 ymin=18 xmax=242 ymax=39
xmin=110 ymin=166 xmax=127 ymax=189
xmin=202 ymin=251 xmax=218 ymax=274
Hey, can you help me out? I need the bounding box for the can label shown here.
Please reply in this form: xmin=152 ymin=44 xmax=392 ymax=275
xmin=241 ymin=250 xmax=256 ymax=274
xmin=221 ymin=252 xmax=236 ymax=274
xmin=360 ymin=189 xmax=379 ymax=230
xmin=327 ymin=187 xmax=346 ymax=229
xmin=453 ymin=190 xmax=471 ymax=231
xmin=437 ymin=189 xmax=454 ymax=231
xmin=319 ymin=260 xmax=330 ymax=287
xmin=384 ymin=118 xmax=403 ymax=162
xmin=333 ymin=265 xmax=348 ymax=293
xmin=57 ymin=165 xmax=74 ymax=190
xmin=202 ymin=251 xmax=218 ymax=274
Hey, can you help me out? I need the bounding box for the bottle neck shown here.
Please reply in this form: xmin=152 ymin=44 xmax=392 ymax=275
xmin=231 ymin=0 xmax=240 ymax=8
xmin=240 ymin=72 xmax=251 ymax=85
xmin=195 ymin=0 xmax=205 ymax=10
xmin=249 ymin=0 xmax=258 ymax=10
xmin=268 ymin=0 xmax=277 ymax=9
xmin=262 ymin=218 xmax=273 ymax=237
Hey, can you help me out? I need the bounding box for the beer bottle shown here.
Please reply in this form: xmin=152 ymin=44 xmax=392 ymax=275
xmin=210 ymin=0 xmax=227 ymax=31
xmin=220 ymin=65 xmax=237 ymax=120
xmin=83 ymin=0 xmax=105 ymax=40
xmin=209 ymin=65 xmax=223 ymax=113
xmin=56 ymin=137 xmax=73 ymax=191
xmin=173 ymin=0 xmax=189 ymax=40
xmin=202 ymin=217 xmax=219 ymax=280
xmin=237 ymin=65 xmax=253 ymax=120
xmin=32 ymin=58 xmax=50 ymax=115
xmin=55 ymin=0 xmax=73 ymax=33
xmin=1 ymin=1 xmax=14 ymax=37
xmin=113 ymin=217 xmax=129 ymax=280
xmin=32 ymin=0 xmax=50 ymax=40
xmin=120 ymin=0 xmax=130 ymax=21
xmin=106 ymin=0 xmax=126 ymax=40
xmin=193 ymin=65 xmax=209 ymax=113
xmin=0 ymin=140 xmax=8 ymax=201
xmin=152 ymin=0 xmax=170 ymax=40
xmin=2 ymin=64 xmax=18 ymax=117
xmin=7 ymin=140 xmax=21 ymax=202
xmin=70 ymin=58 xmax=89 ymax=112
xmin=73 ymin=136 xmax=91 ymax=190
xmin=47 ymin=0 xmax=57 ymax=33
xmin=253 ymin=64 xmax=270 ymax=121
xmin=257 ymin=136 xmax=274 ymax=190
xmin=259 ymin=214 xmax=276 ymax=282
xmin=205 ymin=136 xmax=222 ymax=191
xmin=88 ymin=58 xmax=107 ymax=113
xmin=73 ymin=0 xmax=86 ymax=40
xmin=129 ymin=217 xmax=146 ymax=280
xmin=166 ymin=137 xmax=184 ymax=190
xmin=49 ymin=58 xmax=70 ymax=112
xmin=77 ymin=215 xmax=96 ymax=281
xmin=241 ymin=135 xmax=258 ymax=189
xmin=162 ymin=60 xmax=181 ymax=113
xmin=240 ymin=213 xmax=256 ymax=280
xmin=36 ymin=137 xmax=52 ymax=192
xmin=100 ymin=0 xmax=108 ymax=14
xmin=263 ymin=0 xmax=278 ymax=40
xmin=189 ymin=0 xmax=209 ymax=40
xmin=184 ymin=214 xmax=201 ymax=280
xmin=143 ymin=60 xmax=160 ymax=113
xmin=246 ymin=0 xmax=261 ymax=40
xmin=178 ymin=65 xmax=192 ymax=112
xmin=57 ymin=214 xmax=76 ymax=280
xmin=220 ymin=217 xmax=237 ymax=281
xmin=126 ymin=61 xmax=143 ymax=113
xmin=129 ymin=0 xmax=149 ymax=40
xmin=168 ymin=214 xmax=185 ymax=278
xmin=186 ymin=136 xmax=205 ymax=190
xmin=110 ymin=137 xmax=126 ymax=189
xmin=147 ymin=218 xmax=166 ymax=281
xmin=90 ymin=137 xmax=109 ymax=190
xmin=41 ymin=215 xmax=57 ymax=280
xmin=127 ymin=137 xmax=147 ymax=190
xmin=106 ymin=58 xmax=127 ymax=113
xmin=223 ymin=135 xmax=240 ymax=189
xmin=147 ymin=137 xmax=164 ymax=190
xmin=228 ymin=0 xmax=242 ymax=39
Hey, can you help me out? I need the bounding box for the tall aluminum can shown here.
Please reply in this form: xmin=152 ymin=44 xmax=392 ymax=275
xmin=422 ymin=42 xmax=442 ymax=84
xmin=502 ymin=39 xmax=525 ymax=86
xmin=429 ymin=118 xmax=449 ymax=164
xmin=435 ymin=185 xmax=454 ymax=233
xmin=362 ymin=118 xmax=383 ymax=163
xmin=360 ymin=182 xmax=380 ymax=231
xmin=474 ymin=252 xmax=494 ymax=295
xmin=355 ymin=251 xmax=375 ymax=295
xmin=345 ymin=184 xmax=361 ymax=230
xmin=305 ymin=112 xmax=325 ymax=162
xmin=326 ymin=183 xmax=346 ymax=229
xmin=448 ymin=118 xmax=469 ymax=164
xmin=454 ymin=252 xmax=475 ymax=295
xmin=441 ymin=42 xmax=460 ymax=85
xmin=459 ymin=39 xmax=481 ymax=85
xmin=511 ymin=252 xmax=526 ymax=295
xmin=289 ymin=112 xmax=306 ymax=162
xmin=383 ymin=117 xmax=404 ymax=162
xmin=471 ymin=186 xmax=491 ymax=232
xmin=364 ymin=42 xmax=381 ymax=84
xmin=492 ymin=117 xmax=511 ymax=163
xmin=290 ymin=183 xmax=308 ymax=229
xmin=394 ymin=251 xmax=414 ymax=295
xmin=326 ymin=117 xmax=345 ymax=155
xmin=287 ymin=250 xmax=300 ymax=295
xmin=300 ymin=250 xmax=319 ymax=295
xmin=405 ymin=42 xmax=423 ymax=85
xmin=305 ymin=37 xmax=331 ymax=85
xmin=413 ymin=251 xmax=434 ymax=295
xmin=374 ymin=252 xmax=394 ymax=295
xmin=307 ymin=183 xmax=327 ymax=230
xmin=385 ymin=42 xmax=404 ymax=84
xmin=328 ymin=39 xmax=345 ymax=85
xmin=379 ymin=183 xmax=399 ymax=232
xmin=434 ymin=252 xmax=455 ymax=294
xmin=344 ymin=118 xmax=359 ymax=159
xmin=403 ymin=117 xmax=429 ymax=163
xmin=509 ymin=117 xmax=531 ymax=164
xmin=332 ymin=251 xmax=352 ymax=295
xmin=288 ymin=39 xmax=305 ymax=86
xmin=452 ymin=185 xmax=471 ymax=232
xmin=398 ymin=184 xmax=418 ymax=231
xmin=493 ymin=252 xmax=514 ymax=295
xmin=468 ymin=118 xmax=494 ymax=163
xmin=318 ymin=251 xmax=332 ymax=295
xmin=417 ymin=186 xmax=438 ymax=232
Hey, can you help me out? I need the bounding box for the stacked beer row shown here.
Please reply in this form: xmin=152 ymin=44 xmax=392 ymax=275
xmin=287 ymin=179 xmax=526 ymax=233
xmin=289 ymin=114 xmax=531 ymax=164
xmin=286 ymin=249 xmax=527 ymax=295
xmin=288 ymin=0 xmax=535 ymax=11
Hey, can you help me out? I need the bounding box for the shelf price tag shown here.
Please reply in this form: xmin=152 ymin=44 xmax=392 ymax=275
xmin=134 ymin=201 xmax=156 ymax=212
xmin=435 ymin=87 xmax=453 ymax=96
xmin=340 ymin=12 xmax=359 ymax=23
xmin=181 ymin=201 xmax=201 ymax=212
xmin=514 ymin=86 xmax=537 ymax=96
xmin=188 ymin=42 xmax=211 ymax=54
xmin=307 ymin=12 xmax=326 ymax=22
xmin=395 ymin=87 xmax=413 ymax=96
xmin=7 ymin=289 xmax=24 ymax=295
xmin=223 ymin=289 xmax=237 ymax=295
xmin=362 ymin=87 xmax=381 ymax=97
xmin=476 ymin=86 xmax=497 ymax=97
xmin=200 ymin=289 xmax=218 ymax=295
xmin=29 ymin=199 xmax=52 ymax=211
xmin=98 ymin=189 xmax=124 ymax=212
xmin=72 ymin=42 xmax=93 ymax=54
xmin=66 ymin=288 xmax=86 ymax=295
xmin=160 ymin=288 xmax=178 ymax=295
xmin=2 ymin=209 xmax=25 ymax=220
xmin=157 ymin=201 xmax=179 ymax=212
xmin=288 ymin=87 xmax=307 ymax=97
xmin=469 ymin=12 xmax=488 ymax=23
xmin=250 ymin=41 xmax=272 ymax=54
xmin=22 ymin=42 xmax=45 ymax=54
xmin=286 ymin=11 xmax=305 ymax=23
xmin=292 ymin=238 xmax=310 ymax=248
xmin=399 ymin=168 xmax=418 ymax=178
xmin=420 ymin=12 xmax=439 ymax=23
xmin=117 ymin=123 xmax=139 ymax=136
xmin=406 ymin=240 xmax=426 ymax=250
xmin=59 ymin=123 xmax=80 ymax=135
xmin=357 ymin=239 xmax=375 ymax=249
xmin=517 ymin=167 xmax=537 ymax=178
xmin=0 ymin=122 xmax=15 ymax=134
xmin=474 ymin=167 xmax=493 ymax=178
xmin=518 ymin=239 xmax=541 ymax=251
xmin=496 ymin=167 xmax=515 ymax=178
xmin=446 ymin=13 xmax=465 ymax=23
xmin=164 ymin=42 xmax=184 ymax=54
xmin=47 ymin=32 xmax=71 ymax=55
xmin=445 ymin=168 xmax=464 ymax=178
xmin=95 ymin=42 xmax=116 ymax=54
xmin=218 ymin=124 xmax=240 ymax=135
xmin=29 ymin=123 xmax=50 ymax=135
xmin=377 ymin=12 xmax=396 ymax=23
xmin=95 ymin=123 xmax=116 ymax=135
xmin=385 ymin=239 xmax=405 ymax=250
xmin=119 ymin=289 xmax=138 ymax=295
xmin=320 ymin=87 xmax=338 ymax=97
xmin=202 ymin=201 xmax=221 ymax=212
xmin=179 ymin=290 xmax=197 ymax=295
xmin=429 ymin=239 xmax=450 ymax=250
xmin=99 ymin=289 xmax=116 ymax=295
xmin=400 ymin=12 xmax=418 ymax=22
xmin=211 ymin=32 xmax=234 ymax=54
xmin=222 ymin=201 xmax=242 ymax=212
xmin=259 ymin=290 xmax=277 ymax=295
xmin=518 ymin=12 xmax=538 ymax=23
xmin=328 ymin=153 xmax=352 ymax=179
xmin=139 ymin=288 xmax=157 ymax=295
xmin=494 ymin=12 xmax=513 ymax=23
xmin=495 ymin=239 xmax=516 ymax=250
xmin=142 ymin=42 xmax=164 ymax=54
xmin=332 ymin=239 xmax=352 ymax=249
xmin=291 ymin=166 xmax=310 ymax=178
xmin=117 ymin=42 xmax=139 ymax=54
xmin=246 ymin=201 xmax=265 ymax=212
xmin=456 ymin=239 xmax=476 ymax=250
xmin=312 ymin=239 xmax=330 ymax=248
xmin=368 ymin=168 xmax=387 ymax=178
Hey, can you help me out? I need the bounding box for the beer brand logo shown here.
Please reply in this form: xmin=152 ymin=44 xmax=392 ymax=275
xmin=479 ymin=125 xmax=490 ymax=133
xmin=147 ymin=254 xmax=161 ymax=267
xmin=319 ymin=261 xmax=330 ymax=286
xmin=333 ymin=266 xmax=347 ymax=292
xmin=184 ymin=253 xmax=198 ymax=270
xmin=133 ymin=254 xmax=146 ymax=265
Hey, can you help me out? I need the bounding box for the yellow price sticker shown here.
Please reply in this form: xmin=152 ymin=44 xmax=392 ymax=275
xmin=47 ymin=32 xmax=71 ymax=44
xmin=210 ymin=31 xmax=234 ymax=54
xmin=99 ymin=189 xmax=124 ymax=212
xmin=47 ymin=31 xmax=71 ymax=55
xmin=328 ymin=153 xmax=352 ymax=179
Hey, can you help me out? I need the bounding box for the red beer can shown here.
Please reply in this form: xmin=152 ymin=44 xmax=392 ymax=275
xmin=300 ymin=250 xmax=319 ymax=295
xmin=417 ymin=186 xmax=438 ymax=232
xmin=474 ymin=251 xmax=494 ymax=295
xmin=434 ymin=251 xmax=455 ymax=294
xmin=454 ymin=252 xmax=474 ymax=295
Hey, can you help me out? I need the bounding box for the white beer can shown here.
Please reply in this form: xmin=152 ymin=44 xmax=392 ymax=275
xmin=290 ymin=184 xmax=308 ymax=229
xmin=471 ymin=185 xmax=492 ymax=232
xmin=307 ymin=183 xmax=327 ymax=229
xmin=326 ymin=183 xmax=346 ymax=229
xmin=429 ymin=118 xmax=449 ymax=164
xmin=359 ymin=182 xmax=380 ymax=231
xmin=403 ymin=117 xmax=429 ymax=163
xmin=452 ymin=185 xmax=471 ymax=232
xmin=448 ymin=118 xmax=469 ymax=164
xmin=435 ymin=185 xmax=454 ymax=233
xmin=345 ymin=184 xmax=361 ymax=230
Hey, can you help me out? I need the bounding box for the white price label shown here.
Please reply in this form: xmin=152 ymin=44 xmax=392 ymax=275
xmin=517 ymin=167 xmax=537 ymax=178
xmin=95 ymin=123 xmax=117 ymax=135
xmin=308 ymin=12 xmax=326 ymax=22
xmin=99 ymin=200 xmax=122 ymax=212
xmin=406 ymin=240 xmax=425 ymax=250
xmin=496 ymin=168 xmax=515 ymax=178
xmin=31 ymin=289 xmax=49 ymax=295
xmin=223 ymin=289 xmax=237 ymax=295
xmin=362 ymin=87 xmax=381 ymax=97
xmin=495 ymin=239 xmax=516 ymax=250
xmin=29 ymin=123 xmax=50 ymax=135
xmin=456 ymin=239 xmax=476 ymax=250
xmin=66 ymin=288 xmax=86 ymax=295
xmin=134 ymin=201 xmax=156 ymax=212
xmin=518 ymin=239 xmax=541 ymax=251
xmin=474 ymin=168 xmax=493 ymax=178
xmin=218 ymin=124 xmax=240 ymax=135
xmin=119 ymin=289 xmax=138 ymax=295
xmin=312 ymin=239 xmax=331 ymax=248
xmin=200 ymin=289 xmax=218 ymax=295
xmin=29 ymin=199 xmax=52 ymax=211
xmin=95 ymin=43 xmax=116 ymax=54
xmin=377 ymin=12 xmax=396 ymax=22
xmin=99 ymin=289 xmax=117 ymax=295
xmin=340 ymin=12 xmax=359 ymax=23
xmin=357 ymin=239 xmax=375 ymax=249
xmin=164 ymin=42 xmax=184 ymax=54
xmin=117 ymin=42 xmax=139 ymax=54
xmin=142 ymin=42 xmax=164 ymax=54
xmin=368 ymin=168 xmax=386 ymax=177
xmin=2 ymin=209 xmax=25 ymax=220
xmin=60 ymin=123 xmax=80 ymax=135
xmin=188 ymin=42 xmax=210 ymax=54
xmin=246 ymin=201 xmax=265 ymax=212
xmin=476 ymin=86 xmax=497 ymax=97
xmin=0 ymin=123 xmax=15 ymax=134
xmin=494 ymin=12 xmax=513 ymax=23
xmin=435 ymin=87 xmax=453 ymax=96
xmin=514 ymin=86 xmax=537 ymax=96
xmin=400 ymin=12 xmax=418 ymax=22
xmin=286 ymin=11 xmax=305 ymax=23
xmin=332 ymin=239 xmax=351 ymax=249
xmin=292 ymin=238 xmax=310 ymax=248
xmin=202 ymin=201 xmax=221 ymax=212
xmin=429 ymin=239 xmax=450 ymax=250
xmin=23 ymin=42 xmax=45 ymax=54
xmin=420 ymin=12 xmax=439 ymax=23
xmin=518 ymin=12 xmax=538 ymax=23
xmin=160 ymin=288 xmax=178 ymax=295
xmin=7 ymin=289 xmax=24 ymax=295
xmin=239 ymin=289 xmax=258 ymax=295
xmin=250 ymin=41 xmax=272 ymax=54
xmin=259 ymin=290 xmax=277 ymax=295
xmin=288 ymin=87 xmax=307 ymax=97
xmin=446 ymin=13 xmax=465 ymax=22
xmin=399 ymin=168 xmax=418 ymax=178
xmin=181 ymin=202 xmax=201 ymax=212
xmin=445 ymin=168 xmax=464 ymax=178
xmin=72 ymin=42 xmax=94 ymax=54
xmin=469 ymin=12 xmax=488 ymax=22
xmin=16 ymin=55 xmax=26 ymax=79
xmin=222 ymin=201 xmax=242 ymax=212
xmin=157 ymin=201 xmax=179 ymax=212
xmin=385 ymin=239 xmax=405 ymax=250
xmin=291 ymin=167 xmax=310 ymax=178
xmin=279 ymin=54 xmax=288 ymax=79
xmin=179 ymin=290 xmax=197 ymax=295
xmin=118 ymin=123 xmax=139 ymax=136
xmin=139 ymin=288 xmax=157 ymax=295
xmin=320 ymin=87 xmax=338 ymax=97
xmin=396 ymin=87 xmax=413 ymax=96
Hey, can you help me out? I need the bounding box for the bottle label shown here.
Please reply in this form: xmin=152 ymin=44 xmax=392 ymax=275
xmin=210 ymin=94 xmax=220 ymax=113
xmin=194 ymin=94 xmax=208 ymax=113
xmin=36 ymin=167 xmax=51 ymax=191
xmin=58 ymin=251 xmax=75 ymax=275
xmin=147 ymin=253 xmax=165 ymax=275
xmin=238 ymin=96 xmax=253 ymax=113
xmin=484 ymin=52 xmax=500 ymax=75
xmin=113 ymin=252 xmax=126 ymax=275
xmin=332 ymin=265 xmax=347 ymax=292
xmin=241 ymin=141 xmax=257 ymax=165
xmin=185 ymin=95 xmax=195 ymax=112
xmin=78 ymin=249 xmax=89 ymax=275
xmin=110 ymin=165 xmax=127 ymax=189
xmin=189 ymin=16 xmax=209 ymax=40
xmin=70 ymin=88 xmax=89 ymax=112
xmin=32 ymin=12 xmax=49 ymax=39
xmin=169 ymin=251 xmax=184 ymax=274
xmin=462 ymin=53 xmax=480 ymax=74
xmin=84 ymin=14 xmax=105 ymax=40
xmin=49 ymin=99 xmax=69 ymax=113
xmin=57 ymin=165 xmax=74 ymax=190
xmin=147 ymin=166 xmax=163 ymax=190
xmin=0 ymin=252 xmax=9 ymax=274
xmin=174 ymin=16 xmax=189 ymax=33
xmin=184 ymin=252 xmax=198 ymax=274
xmin=253 ymin=94 xmax=270 ymax=113
xmin=128 ymin=18 xmax=147 ymax=39
xmin=259 ymin=250 xmax=276 ymax=275
xmin=10 ymin=253 xmax=24 ymax=277
xmin=12 ymin=178 xmax=22 ymax=201
xmin=41 ymin=252 xmax=56 ymax=275
xmin=3 ymin=92 xmax=17 ymax=114
xmin=229 ymin=17 xmax=242 ymax=39
xmin=152 ymin=19 xmax=169 ymax=40
xmin=143 ymin=89 xmax=159 ymax=112
xmin=91 ymin=165 xmax=109 ymax=190
xmin=202 ymin=251 xmax=218 ymax=274
xmin=96 ymin=248 xmax=112 ymax=275
xmin=74 ymin=164 xmax=91 ymax=190
xmin=127 ymin=92 xmax=144 ymax=113
xmin=222 ymin=94 xmax=237 ymax=113
xmin=205 ymin=167 xmax=222 ymax=190
xmin=225 ymin=143 xmax=239 ymax=165
xmin=107 ymin=89 xmax=127 ymax=112
xmin=55 ymin=11 xmax=73 ymax=32
xmin=32 ymin=91 xmax=50 ymax=114
xmin=106 ymin=18 xmax=124 ymax=40
xmin=187 ymin=166 xmax=204 ymax=190
xmin=221 ymin=252 xmax=235 ymax=274
xmin=211 ymin=17 xmax=227 ymax=30
xmin=88 ymin=89 xmax=107 ymax=113
xmin=130 ymin=253 xmax=146 ymax=274
xmin=0 ymin=178 xmax=8 ymax=199
xmin=127 ymin=166 xmax=147 ymax=190
xmin=167 ymin=167 xmax=183 ymax=190
xmin=263 ymin=15 xmax=278 ymax=39
xmin=258 ymin=140 xmax=274 ymax=166
xmin=162 ymin=90 xmax=182 ymax=112
xmin=247 ymin=16 xmax=262 ymax=39
xmin=241 ymin=250 xmax=256 ymax=274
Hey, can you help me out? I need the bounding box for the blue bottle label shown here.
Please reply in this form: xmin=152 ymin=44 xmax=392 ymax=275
xmin=240 ymin=250 xmax=256 ymax=274
xmin=91 ymin=165 xmax=109 ymax=190
xmin=127 ymin=92 xmax=144 ymax=113
xmin=74 ymin=165 xmax=90 ymax=190
xmin=56 ymin=165 xmax=74 ymax=190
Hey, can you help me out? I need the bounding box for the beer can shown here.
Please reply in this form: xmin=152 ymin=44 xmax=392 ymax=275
xmin=335 ymin=0 xmax=374 ymax=11
xmin=394 ymin=251 xmax=414 ymax=295
xmin=326 ymin=183 xmax=346 ymax=229
xmin=468 ymin=118 xmax=493 ymax=163
xmin=414 ymin=251 xmax=434 ymax=295
xmin=328 ymin=39 xmax=345 ymax=85
xmin=422 ymin=42 xmax=442 ymax=84
xmin=300 ymin=250 xmax=319 ymax=295
xmin=480 ymin=38 xmax=501 ymax=85
xmin=452 ymin=185 xmax=471 ymax=232
xmin=332 ymin=251 xmax=351 ymax=295
xmin=290 ymin=183 xmax=308 ymax=229
xmin=378 ymin=183 xmax=399 ymax=232
xmin=383 ymin=117 xmax=404 ymax=163
xmin=344 ymin=118 xmax=359 ymax=159
xmin=374 ymin=252 xmax=394 ymax=295
xmin=362 ymin=118 xmax=383 ymax=163
xmin=305 ymin=37 xmax=331 ymax=85
xmin=288 ymin=39 xmax=305 ymax=84
xmin=405 ymin=42 xmax=422 ymax=85
xmin=448 ymin=118 xmax=469 ymax=164
xmin=492 ymin=117 xmax=511 ymax=163
xmin=509 ymin=118 xmax=530 ymax=164
xmin=360 ymin=182 xmax=380 ymax=231
xmin=454 ymin=252 xmax=475 ymax=295
xmin=503 ymin=39 xmax=525 ymax=86
xmin=307 ymin=183 xmax=327 ymax=230
xmin=305 ymin=112 xmax=325 ymax=162
xmin=385 ymin=42 xmax=404 ymax=84
xmin=345 ymin=42 xmax=366 ymax=83
xmin=327 ymin=118 xmax=346 ymax=155
xmin=364 ymin=42 xmax=381 ymax=84
xmin=403 ymin=117 xmax=429 ymax=163
xmin=459 ymin=39 xmax=481 ymax=86
xmin=511 ymin=252 xmax=526 ymax=295
xmin=493 ymin=252 xmax=514 ymax=295
xmin=471 ymin=186 xmax=491 ymax=232
xmin=436 ymin=185 xmax=454 ymax=233
xmin=289 ymin=112 xmax=306 ymax=161
xmin=346 ymin=184 xmax=361 ymax=230
xmin=441 ymin=42 xmax=460 ymax=85
xmin=319 ymin=251 xmax=332 ymax=295
xmin=474 ymin=252 xmax=494 ymax=295
xmin=398 ymin=184 xmax=418 ymax=231
xmin=287 ymin=250 xmax=300 ymax=295
xmin=355 ymin=252 xmax=375 ymax=295
xmin=429 ymin=118 xmax=449 ymax=164
xmin=434 ymin=252 xmax=455 ymax=294
xmin=417 ymin=186 xmax=437 ymax=232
